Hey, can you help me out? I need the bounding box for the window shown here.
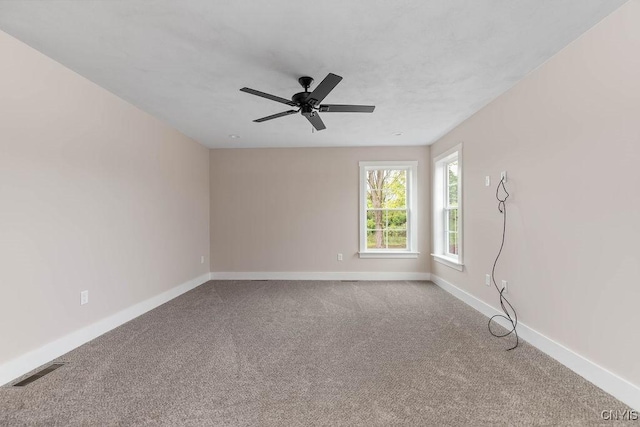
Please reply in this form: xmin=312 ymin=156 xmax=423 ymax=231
xmin=432 ymin=145 xmax=463 ymax=270
xmin=359 ymin=161 xmax=418 ymax=258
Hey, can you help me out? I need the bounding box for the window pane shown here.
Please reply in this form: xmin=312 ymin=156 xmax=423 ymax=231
xmin=447 ymin=161 xmax=458 ymax=207
xmin=366 ymin=209 xmax=386 ymax=233
xmin=366 ymin=170 xmax=386 ymax=191
xmin=448 ymin=232 xmax=458 ymax=255
xmin=447 ymin=161 xmax=458 ymax=180
xmin=448 ymin=208 xmax=458 ymax=234
xmin=380 ymin=191 xmax=407 ymax=209
xmin=448 ymin=184 xmax=458 ymax=207
xmin=366 ymin=209 xmax=374 ymax=227
xmin=366 ymin=170 xmax=386 ymax=211
xmin=382 ymin=170 xmax=406 ymax=209
xmin=388 ymin=210 xmax=407 ymax=230
xmin=388 ymin=230 xmax=407 ymax=249
xmin=368 ymin=189 xmax=383 ymax=210
xmin=367 ymin=169 xmax=407 ymax=210
xmin=367 ymin=229 xmax=386 ymax=249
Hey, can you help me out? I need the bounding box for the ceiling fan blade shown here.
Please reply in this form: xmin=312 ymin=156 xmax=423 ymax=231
xmin=306 ymin=73 xmax=342 ymax=107
xmin=240 ymin=87 xmax=296 ymax=106
xmin=254 ymin=109 xmax=299 ymax=123
xmin=303 ymin=112 xmax=326 ymax=131
xmin=319 ymin=104 xmax=375 ymax=113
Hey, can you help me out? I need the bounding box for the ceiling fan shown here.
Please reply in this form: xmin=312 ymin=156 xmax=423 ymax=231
xmin=240 ymin=73 xmax=375 ymax=131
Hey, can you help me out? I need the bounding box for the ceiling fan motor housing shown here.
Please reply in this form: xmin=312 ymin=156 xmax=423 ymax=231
xmin=292 ymin=92 xmax=310 ymax=105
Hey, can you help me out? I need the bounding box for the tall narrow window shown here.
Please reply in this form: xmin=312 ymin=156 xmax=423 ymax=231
xmin=445 ymin=160 xmax=459 ymax=257
xmin=359 ymin=161 xmax=418 ymax=258
xmin=433 ymin=145 xmax=463 ymax=270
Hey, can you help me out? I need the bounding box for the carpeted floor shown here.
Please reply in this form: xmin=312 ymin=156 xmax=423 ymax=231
xmin=0 ymin=280 xmax=627 ymax=426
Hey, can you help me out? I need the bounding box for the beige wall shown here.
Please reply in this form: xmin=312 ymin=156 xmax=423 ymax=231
xmin=0 ymin=31 xmax=210 ymax=365
xmin=430 ymin=1 xmax=640 ymax=387
xmin=210 ymin=146 xmax=430 ymax=273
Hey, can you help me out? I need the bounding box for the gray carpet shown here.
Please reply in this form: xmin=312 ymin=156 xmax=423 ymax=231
xmin=0 ymin=280 xmax=627 ymax=426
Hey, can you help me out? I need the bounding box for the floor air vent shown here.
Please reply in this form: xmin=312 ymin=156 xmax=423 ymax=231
xmin=13 ymin=363 xmax=64 ymax=387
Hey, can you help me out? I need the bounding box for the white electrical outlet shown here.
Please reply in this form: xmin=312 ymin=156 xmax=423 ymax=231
xmin=501 ymin=280 xmax=508 ymax=294
xmin=485 ymin=274 xmax=491 ymax=286
xmin=500 ymin=171 xmax=507 ymax=183
xmin=485 ymin=176 xmax=491 ymax=187
xmin=337 ymin=253 xmax=343 ymax=261
xmin=201 ymin=255 xmax=205 ymax=264
xmin=80 ymin=290 xmax=89 ymax=305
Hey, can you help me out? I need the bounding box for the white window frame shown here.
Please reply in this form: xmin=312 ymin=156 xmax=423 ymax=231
xmin=359 ymin=161 xmax=419 ymax=259
xmin=432 ymin=144 xmax=464 ymax=271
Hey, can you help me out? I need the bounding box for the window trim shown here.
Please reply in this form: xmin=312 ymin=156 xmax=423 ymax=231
xmin=432 ymin=144 xmax=463 ymax=270
xmin=358 ymin=161 xmax=419 ymax=259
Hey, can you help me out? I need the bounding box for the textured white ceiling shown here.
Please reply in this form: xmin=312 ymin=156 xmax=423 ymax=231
xmin=0 ymin=1 xmax=626 ymax=148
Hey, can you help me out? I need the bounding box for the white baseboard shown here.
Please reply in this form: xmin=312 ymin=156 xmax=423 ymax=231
xmin=211 ymin=271 xmax=431 ymax=281
xmin=431 ymin=274 xmax=640 ymax=411
xmin=0 ymin=272 xmax=211 ymax=387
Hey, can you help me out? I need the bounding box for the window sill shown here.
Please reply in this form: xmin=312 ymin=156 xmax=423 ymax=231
xmin=431 ymin=254 xmax=464 ymax=271
xmin=359 ymin=251 xmax=419 ymax=259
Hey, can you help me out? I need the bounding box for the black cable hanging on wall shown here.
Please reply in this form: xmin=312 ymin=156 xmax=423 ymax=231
xmin=487 ymin=177 xmax=520 ymax=351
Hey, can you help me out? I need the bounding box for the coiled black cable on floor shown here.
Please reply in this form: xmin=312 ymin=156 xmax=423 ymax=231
xmin=487 ymin=176 xmax=519 ymax=351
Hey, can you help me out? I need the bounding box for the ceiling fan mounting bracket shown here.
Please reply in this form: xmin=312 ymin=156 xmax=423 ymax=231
xmin=298 ymin=76 xmax=314 ymax=91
